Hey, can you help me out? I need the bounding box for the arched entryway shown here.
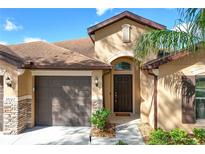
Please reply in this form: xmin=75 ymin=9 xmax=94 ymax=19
xmin=110 ymin=56 xmax=140 ymax=115
xmin=112 ymin=58 xmax=133 ymax=113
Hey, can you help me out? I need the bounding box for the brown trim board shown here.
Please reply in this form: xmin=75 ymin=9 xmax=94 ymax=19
xmin=148 ymin=71 xmax=158 ymax=129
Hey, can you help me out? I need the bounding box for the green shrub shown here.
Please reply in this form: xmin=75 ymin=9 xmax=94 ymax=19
xmin=169 ymin=128 xmax=187 ymax=144
xmin=183 ymin=137 xmax=197 ymax=145
xmin=116 ymin=140 xmax=128 ymax=145
xmin=193 ymin=128 xmax=205 ymax=144
xmin=169 ymin=128 xmax=196 ymax=145
xmin=90 ymin=108 xmax=111 ymax=130
xmin=148 ymin=128 xmax=170 ymax=145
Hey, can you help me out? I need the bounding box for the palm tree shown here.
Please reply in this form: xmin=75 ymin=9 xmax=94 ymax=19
xmin=134 ymin=9 xmax=205 ymax=62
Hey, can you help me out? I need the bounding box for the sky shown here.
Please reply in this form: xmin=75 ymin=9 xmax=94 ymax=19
xmin=0 ymin=8 xmax=179 ymax=45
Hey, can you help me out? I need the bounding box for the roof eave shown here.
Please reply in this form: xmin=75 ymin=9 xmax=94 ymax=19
xmin=22 ymin=65 xmax=112 ymax=70
xmin=0 ymin=51 xmax=24 ymax=68
xmin=87 ymin=11 xmax=166 ymax=38
xmin=142 ymin=51 xmax=189 ymax=70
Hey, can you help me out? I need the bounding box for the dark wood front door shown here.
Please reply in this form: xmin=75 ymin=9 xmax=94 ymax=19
xmin=114 ymin=74 xmax=132 ymax=112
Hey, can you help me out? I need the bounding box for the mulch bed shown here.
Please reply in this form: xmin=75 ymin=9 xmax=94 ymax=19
xmin=138 ymin=123 xmax=153 ymax=144
xmin=90 ymin=123 xmax=116 ymax=138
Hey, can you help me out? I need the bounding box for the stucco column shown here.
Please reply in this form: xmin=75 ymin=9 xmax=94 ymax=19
xmin=91 ymin=70 xmax=103 ymax=113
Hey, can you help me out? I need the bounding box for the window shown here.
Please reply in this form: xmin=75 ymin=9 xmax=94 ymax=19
xmin=122 ymin=24 xmax=131 ymax=43
xmin=114 ymin=62 xmax=131 ymax=71
xmin=195 ymin=76 xmax=205 ymax=119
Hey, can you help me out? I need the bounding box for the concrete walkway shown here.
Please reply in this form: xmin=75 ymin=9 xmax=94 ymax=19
xmin=91 ymin=118 xmax=145 ymax=145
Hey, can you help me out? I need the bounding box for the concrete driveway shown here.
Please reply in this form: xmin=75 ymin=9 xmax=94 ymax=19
xmin=0 ymin=127 xmax=91 ymax=145
xmin=0 ymin=117 xmax=144 ymax=145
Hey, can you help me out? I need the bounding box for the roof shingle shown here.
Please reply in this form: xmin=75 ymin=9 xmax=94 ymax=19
xmin=53 ymin=38 xmax=95 ymax=59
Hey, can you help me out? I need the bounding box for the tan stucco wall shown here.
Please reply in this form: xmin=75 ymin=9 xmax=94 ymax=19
xmin=92 ymin=70 xmax=103 ymax=112
xmin=158 ymin=49 xmax=205 ymax=132
xmin=94 ymin=18 xmax=152 ymax=63
xmin=140 ymin=70 xmax=155 ymax=128
xmin=18 ymin=70 xmax=32 ymax=97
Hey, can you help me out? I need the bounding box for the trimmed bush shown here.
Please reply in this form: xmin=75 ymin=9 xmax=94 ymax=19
xmin=90 ymin=108 xmax=111 ymax=130
xmin=148 ymin=128 xmax=170 ymax=145
xmin=169 ymin=128 xmax=196 ymax=145
xmin=193 ymin=128 xmax=205 ymax=144
xmin=182 ymin=137 xmax=197 ymax=145
xmin=148 ymin=128 xmax=197 ymax=145
xmin=169 ymin=128 xmax=187 ymax=144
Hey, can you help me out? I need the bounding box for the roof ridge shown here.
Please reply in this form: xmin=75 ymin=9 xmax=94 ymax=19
xmin=9 ymin=41 xmax=45 ymax=47
xmin=53 ymin=37 xmax=91 ymax=44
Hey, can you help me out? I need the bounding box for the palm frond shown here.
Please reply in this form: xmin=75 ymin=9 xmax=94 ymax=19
xmin=134 ymin=29 xmax=200 ymax=61
xmin=134 ymin=8 xmax=205 ymax=62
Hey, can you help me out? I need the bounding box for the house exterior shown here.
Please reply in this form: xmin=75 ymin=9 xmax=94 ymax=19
xmin=0 ymin=11 xmax=205 ymax=135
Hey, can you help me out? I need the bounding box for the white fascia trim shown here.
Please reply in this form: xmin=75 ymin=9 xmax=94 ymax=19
xmin=31 ymin=70 xmax=92 ymax=76
xmin=191 ymin=67 xmax=205 ymax=75
xmin=107 ymin=51 xmax=134 ymax=63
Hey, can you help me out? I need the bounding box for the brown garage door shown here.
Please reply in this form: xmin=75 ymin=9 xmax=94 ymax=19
xmin=0 ymin=76 xmax=3 ymax=131
xmin=35 ymin=76 xmax=91 ymax=126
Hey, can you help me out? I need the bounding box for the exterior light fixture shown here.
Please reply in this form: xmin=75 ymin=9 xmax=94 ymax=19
xmin=95 ymin=77 xmax=99 ymax=87
xmin=5 ymin=76 xmax=12 ymax=87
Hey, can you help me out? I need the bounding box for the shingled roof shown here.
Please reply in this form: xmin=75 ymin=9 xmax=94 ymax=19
xmin=0 ymin=41 xmax=111 ymax=70
xmin=54 ymin=38 xmax=95 ymax=59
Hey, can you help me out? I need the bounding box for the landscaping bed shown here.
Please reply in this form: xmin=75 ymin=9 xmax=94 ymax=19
xmin=91 ymin=123 xmax=116 ymax=138
xmin=90 ymin=108 xmax=116 ymax=138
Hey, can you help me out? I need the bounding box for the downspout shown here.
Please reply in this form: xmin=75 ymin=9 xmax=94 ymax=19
xmin=148 ymin=69 xmax=158 ymax=129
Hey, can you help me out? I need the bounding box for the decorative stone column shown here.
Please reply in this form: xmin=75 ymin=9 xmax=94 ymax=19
xmin=3 ymin=96 xmax=19 ymax=134
xmin=18 ymin=96 xmax=32 ymax=129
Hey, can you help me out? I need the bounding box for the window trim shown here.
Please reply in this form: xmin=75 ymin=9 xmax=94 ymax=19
xmin=195 ymin=75 xmax=205 ymax=119
xmin=122 ymin=24 xmax=131 ymax=43
xmin=114 ymin=61 xmax=132 ymax=71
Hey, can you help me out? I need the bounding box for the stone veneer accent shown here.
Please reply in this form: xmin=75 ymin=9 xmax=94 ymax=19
xmin=3 ymin=96 xmax=32 ymax=135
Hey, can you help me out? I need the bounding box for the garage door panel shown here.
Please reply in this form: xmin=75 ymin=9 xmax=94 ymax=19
xmin=35 ymin=76 xmax=91 ymax=126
